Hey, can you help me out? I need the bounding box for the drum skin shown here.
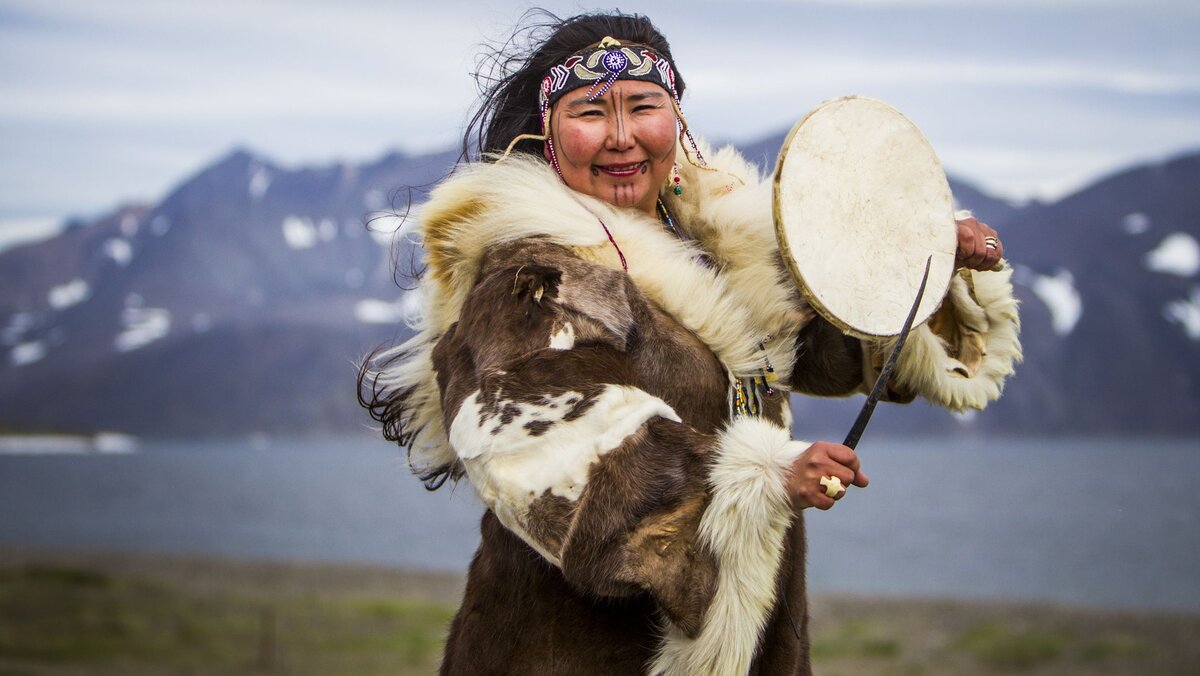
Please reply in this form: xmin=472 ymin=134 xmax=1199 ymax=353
xmin=773 ymin=96 xmax=957 ymax=338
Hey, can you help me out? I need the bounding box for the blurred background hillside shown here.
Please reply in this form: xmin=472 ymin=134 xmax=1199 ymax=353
xmin=2 ymin=138 xmax=1199 ymax=438
xmin=2 ymin=0 xmax=1198 ymax=439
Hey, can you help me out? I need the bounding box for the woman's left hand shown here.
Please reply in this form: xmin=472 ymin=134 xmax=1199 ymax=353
xmin=955 ymin=215 xmax=1004 ymax=271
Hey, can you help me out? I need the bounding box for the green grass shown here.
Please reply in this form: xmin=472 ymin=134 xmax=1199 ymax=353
xmin=2 ymin=558 xmax=1192 ymax=675
xmin=951 ymin=622 xmax=1069 ymax=670
xmin=1079 ymin=633 xmax=1152 ymax=662
xmin=0 ymin=564 xmax=454 ymax=675
xmin=948 ymin=620 xmax=1162 ymax=672
xmin=812 ymin=619 xmax=902 ymax=660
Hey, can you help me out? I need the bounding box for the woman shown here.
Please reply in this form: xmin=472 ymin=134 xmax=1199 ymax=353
xmin=360 ymin=10 xmax=1019 ymax=675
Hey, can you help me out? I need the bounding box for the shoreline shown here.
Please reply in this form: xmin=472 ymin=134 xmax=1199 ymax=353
xmin=5 ymin=545 xmax=1197 ymax=619
xmin=2 ymin=546 xmax=1197 ymax=675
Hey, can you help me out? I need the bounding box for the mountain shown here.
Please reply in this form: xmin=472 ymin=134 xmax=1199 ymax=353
xmin=0 ymin=147 xmax=455 ymax=436
xmin=987 ymin=151 xmax=1200 ymax=435
xmin=1 ymin=138 xmax=1197 ymax=439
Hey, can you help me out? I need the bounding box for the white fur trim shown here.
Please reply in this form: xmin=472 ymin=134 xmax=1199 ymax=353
xmin=448 ymin=384 xmax=680 ymax=566
xmin=652 ymin=417 xmax=806 ymax=676
xmin=424 ymin=153 xmax=806 ymax=378
xmin=888 ymin=265 xmax=1022 ymax=411
xmin=387 ymin=146 xmax=810 ymax=475
xmin=361 ymin=332 xmax=447 ymax=469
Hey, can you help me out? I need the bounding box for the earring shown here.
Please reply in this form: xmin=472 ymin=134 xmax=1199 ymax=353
xmin=671 ymin=163 xmax=683 ymax=195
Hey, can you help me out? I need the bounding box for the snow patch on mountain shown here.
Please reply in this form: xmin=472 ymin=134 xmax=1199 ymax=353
xmin=104 ymin=238 xmax=133 ymax=266
xmin=355 ymin=292 xmax=422 ymax=326
xmin=249 ymin=167 xmax=272 ymax=200
xmin=951 ymin=409 xmax=978 ymax=424
xmin=355 ymin=298 xmax=404 ymax=324
xmin=48 ymin=278 xmax=90 ymax=310
xmin=1122 ymin=212 xmax=1151 ymax=235
xmin=1031 ymin=269 xmax=1082 ymax=336
xmin=1165 ymin=287 xmax=1200 ymax=341
xmin=10 ymin=340 xmax=45 ymax=366
xmin=365 ymin=210 xmax=415 ymax=247
xmin=115 ymin=307 xmax=171 ymax=352
xmin=279 ymin=215 xmax=337 ymax=249
xmin=2 ymin=312 xmax=34 ymax=346
xmin=282 ymin=216 xmax=317 ymax=249
xmin=401 ymin=291 xmax=423 ymax=328
xmin=1145 ymin=233 xmax=1200 ymax=277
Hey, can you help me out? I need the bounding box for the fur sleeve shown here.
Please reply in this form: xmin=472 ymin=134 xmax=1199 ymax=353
xmin=787 ymin=263 xmax=1021 ymax=410
xmin=866 ymin=265 xmax=1022 ymax=411
xmin=435 ymin=240 xmax=808 ymax=673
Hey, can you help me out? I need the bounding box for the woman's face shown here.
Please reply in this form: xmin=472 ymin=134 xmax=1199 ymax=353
xmin=545 ymin=80 xmax=677 ymax=216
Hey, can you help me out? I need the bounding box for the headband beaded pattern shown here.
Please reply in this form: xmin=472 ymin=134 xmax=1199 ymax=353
xmin=539 ymin=36 xmax=677 ymax=111
xmin=503 ymin=36 xmax=709 ymax=170
xmin=500 ymin=37 xmax=716 ymax=274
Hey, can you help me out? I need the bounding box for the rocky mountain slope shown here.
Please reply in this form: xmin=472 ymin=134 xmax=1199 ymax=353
xmin=2 ymin=138 xmax=1196 ymax=439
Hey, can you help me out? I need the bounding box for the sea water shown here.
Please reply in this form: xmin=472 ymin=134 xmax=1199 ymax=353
xmin=1 ymin=436 xmax=1196 ymax=613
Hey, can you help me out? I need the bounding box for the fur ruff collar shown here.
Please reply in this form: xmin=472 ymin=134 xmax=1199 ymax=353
xmin=377 ymin=143 xmax=813 ymax=476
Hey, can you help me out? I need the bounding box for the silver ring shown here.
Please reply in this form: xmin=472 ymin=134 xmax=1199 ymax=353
xmin=984 ymin=236 xmax=999 ymax=250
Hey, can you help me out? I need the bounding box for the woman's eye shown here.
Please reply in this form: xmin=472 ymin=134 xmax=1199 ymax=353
xmin=580 ymin=109 xmax=604 ymax=117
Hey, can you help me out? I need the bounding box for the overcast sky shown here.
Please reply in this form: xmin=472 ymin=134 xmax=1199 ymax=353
xmin=1 ymin=0 xmax=1197 ymax=250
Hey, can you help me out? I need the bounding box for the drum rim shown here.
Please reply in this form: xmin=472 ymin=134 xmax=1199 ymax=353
xmin=771 ymin=95 xmax=956 ymax=339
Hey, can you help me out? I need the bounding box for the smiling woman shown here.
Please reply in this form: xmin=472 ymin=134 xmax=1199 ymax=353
xmin=548 ymin=81 xmax=678 ymax=214
xmin=358 ymin=9 xmax=1020 ymax=676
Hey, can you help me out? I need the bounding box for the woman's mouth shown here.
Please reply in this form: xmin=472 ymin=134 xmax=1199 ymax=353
xmin=594 ymin=161 xmax=647 ymax=178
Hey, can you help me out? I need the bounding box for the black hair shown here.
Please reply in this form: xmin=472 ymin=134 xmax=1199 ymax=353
xmin=462 ymin=9 xmax=684 ymax=162
xmin=361 ymin=10 xmax=683 ymax=491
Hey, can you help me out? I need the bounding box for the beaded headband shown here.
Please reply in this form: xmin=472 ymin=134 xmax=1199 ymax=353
xmin=501 ymin=36 xmax=710 ymax=171
xmin=538 ymin=36 xmax=679 ymax=111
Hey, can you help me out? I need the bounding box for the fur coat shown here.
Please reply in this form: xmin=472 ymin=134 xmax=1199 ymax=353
xmin=363 ymin=144 xmax=1021 ymax=675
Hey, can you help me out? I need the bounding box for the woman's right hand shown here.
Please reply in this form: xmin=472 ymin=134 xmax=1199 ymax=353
xmin=787 ymin=441 xmax=869 ymax=510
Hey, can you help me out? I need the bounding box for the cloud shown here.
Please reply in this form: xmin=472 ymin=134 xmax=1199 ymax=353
xmin=700 ymin=0 xmax=1198 ymax=8
xmin=690 ymin=54 xmax=1200 ymax=97
xmin=0 ymin=0 xmax=1196 ymax=221
xmin=0 ymin=217 xmax=61 ymax=252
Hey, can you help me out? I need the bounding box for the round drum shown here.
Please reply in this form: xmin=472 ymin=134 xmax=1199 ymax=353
xmin=773 ymin=96 xmax=957 ymax=338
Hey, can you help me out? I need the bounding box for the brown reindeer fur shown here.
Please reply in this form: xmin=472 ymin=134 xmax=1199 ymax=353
xmin=361 ymin=142 xmax=1021 ymax=675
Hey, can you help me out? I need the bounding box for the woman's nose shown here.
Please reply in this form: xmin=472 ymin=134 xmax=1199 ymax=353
xmin=604 ymin=112 xmax=634 ymax=151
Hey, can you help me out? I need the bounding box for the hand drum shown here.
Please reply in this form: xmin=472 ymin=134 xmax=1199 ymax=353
xmin=772 ymin=96 xmax=958 ymax=338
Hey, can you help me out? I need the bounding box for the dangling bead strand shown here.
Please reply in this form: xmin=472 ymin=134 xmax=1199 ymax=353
xmin=598 ymin=218 xmax=628 ymax=271
xmin=657 ymin=199 xmax=680 ymax=237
